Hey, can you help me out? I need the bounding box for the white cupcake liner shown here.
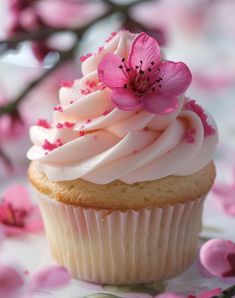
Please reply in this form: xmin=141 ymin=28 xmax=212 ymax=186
xmin=34 ymin=189 xmax=205 ymax=285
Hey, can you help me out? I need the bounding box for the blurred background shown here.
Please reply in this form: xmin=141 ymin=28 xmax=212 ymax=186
xmin=0 ymin=0 xmax=235 ymax=184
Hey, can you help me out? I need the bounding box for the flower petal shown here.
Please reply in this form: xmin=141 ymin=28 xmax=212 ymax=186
xmin=129 ymin=32 xmax=161 ymax=70
xmin=111 ymin=88 xmax=142 ymax=111
xmin=197 ymin=288 xmax=222 ymax=298
xmin=29 ymin=266 xmax=71 ymax=292
xmin=200 ymin=239 xmax=235 ymax=277
xmin=2 ymin=185 xmax=31 ymax=211
xmin=143 ymin=93 xmax=179 ymax=115
xmin=98 ymin=53 xmax=128 ymax=89
xmin=158 ymin=61 xmax=192 ymax=96
xmin=0 ymin=265 xmax=24 ymax=293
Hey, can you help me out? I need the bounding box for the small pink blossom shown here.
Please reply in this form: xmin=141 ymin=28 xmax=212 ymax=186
xmin=98 ymin=32 xmax=192 ymax=114
xmin=184 ymin=100 xmax=215 ymax=137
xmin=200 ymin=239 xmax=235 ymax=277
xmin=212 ymin=168 xmax=235 ymax=217
xmin=0 ymin=185 xmax=43 ymax=236
xmin=42 ymin=139 xmax=63 ymax=152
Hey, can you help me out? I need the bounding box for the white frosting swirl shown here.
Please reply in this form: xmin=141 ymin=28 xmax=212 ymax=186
xmin=27 ymin=31 xmax=218 ymax=184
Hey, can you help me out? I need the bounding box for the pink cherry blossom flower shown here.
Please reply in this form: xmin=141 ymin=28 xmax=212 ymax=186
xmin=200 ymin=239 xmax=235 ymax=277
xmin=212 ymin=168 xmax=235 ymax=217
xmin=98 ymin=32 xmax=192 ymax=114
xmin=0 ymin=185 xmax=43 ymax=236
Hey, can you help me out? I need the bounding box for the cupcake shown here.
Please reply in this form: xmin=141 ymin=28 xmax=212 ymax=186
xmin=27 ymin=31 xmax=218 ymax=285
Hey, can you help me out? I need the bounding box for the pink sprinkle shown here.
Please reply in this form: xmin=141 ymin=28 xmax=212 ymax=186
xmin=98 ymin=46 xmax=104 ymax=54
xmin=79 ymin=131 xmax=85 ymax=136
xmin=61 ymin=80 xmax=74 ymax=88
xmin=86 ymin=80 xmax=97 ymax=88
xmin=185 ymin=100 xmax=215 ymax=137
xmin=54 ymin=105 xmax=63 ymax=112
xmin=42 ymin=138 xmax=63 ymax=152
xmin=85 ymin=119 xmax=91 ymax=124
xmin=102 ymin=110 xmax=111 ymax=116
xmin=81 ymin=88 xmax=91 ymax=95
xmin=36 ymin=119 xmax=51 ymax=129
xmin=106 ymin=31 xmax=117 ymax=43
xmin=79 ymin=53 xmax=92 ymax=62
xmin=185 ymin=128 xmax=196 ymax=144
xmin=98 ymin=83 xmax=106 ymax=91
xmin=56 ymin=123 xmax=63 ymax=129
xmin=64 ymin=121 xmax=74 ymax=128
xmin=70 ymin=100 xmax=74 ymax=104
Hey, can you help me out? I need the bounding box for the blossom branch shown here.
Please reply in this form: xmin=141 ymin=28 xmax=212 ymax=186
xmin=0 ymin=0 xmax=156 ymax=118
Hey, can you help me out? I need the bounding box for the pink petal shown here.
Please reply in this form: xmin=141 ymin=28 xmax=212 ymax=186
xmin=29 ymin=266 xmax=71 ymax=292
xmin=158 ymin=61 xmax=192 ymax=96
xmin=2 ymin=185 xmax=31 ymax=211
xmin=98 ymin=54 xmax=128 ymax=89
xmin=111 ymin=88 xmax=142 ymax=110
xmin=129 ymin=32 xmax=161 ymax=70
xmin=24 ymin=206 xmax=44 ymax=232
xmin=143 ymin=93 xmax=178 ymax=115
xmin=197 ymin=288 xmax=222 ymax=298
xmin=0 ymin=265 xmax=24 ymax=292
xmin=200 ymin=239 xmax=235 ymax=277
xmin=212 ymin=185 xmax=235 ymax=217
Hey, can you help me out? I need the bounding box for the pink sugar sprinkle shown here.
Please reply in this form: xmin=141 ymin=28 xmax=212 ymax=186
xmin=185 ymin=128 xmax=196 ymax=144
xmin=56 ymin=123 xmax=63 ymax=129
xmin=79 ymin=131 xmax=85 ymax=136
xmin=36 ymin=119 xmax=51 ymax=129
xmin=61 ymin=80 xmax=74 ymax=88
xmin=79 ymin=53 xmax=92 ymax=62
xmin=42 ymin=138 xmax=63 ymax=152
xmin=106 ymin=31 xmax=117 ymax=43
xmin=185 ymin=100 xmax=215 ymax=137
xmin=54 ymin=105 xmax=63 ymax=112
xmin=98 ymin=46 xmax=104 ymax=54
xmin=81 ymin=88 xmax=91 ymax=95
xmin=85 ymin=119 xmax=91 ymax=124
xmin=98 ymin=83 xmax=106 ymax=91
xmin=102 ymin=110 xmax=111 ymax=116
xmin=86 ymin=80 xmax=97 ymax=88
xmin=64 ymin=121 xmax=74 ymax=128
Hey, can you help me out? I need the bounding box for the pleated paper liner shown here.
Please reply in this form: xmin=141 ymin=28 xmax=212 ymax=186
xmin=34 ymin=190 xmax=205 ymax=285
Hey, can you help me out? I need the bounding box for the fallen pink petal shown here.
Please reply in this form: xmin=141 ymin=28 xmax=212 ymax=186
xmin=0 ymin=265 xmax=24 ymax=297
xmin=29 ymin=265 xmax=71 ymax=292
xmin=200 ymin=239 xmax=235 ymax=277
